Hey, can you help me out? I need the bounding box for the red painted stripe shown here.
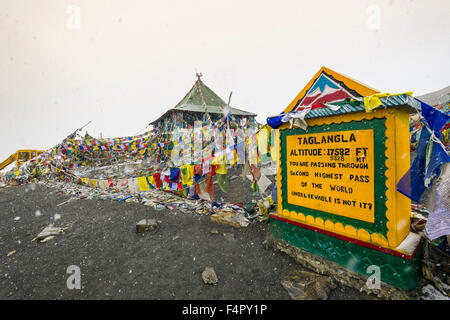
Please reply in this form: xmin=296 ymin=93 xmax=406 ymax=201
xmin=299 ymin=93 xmax=322 ymax=106
xmin=312 ymin=90 xmax=352 ymax=105
xmin=269 ymin=214 xmax=421 ymax=260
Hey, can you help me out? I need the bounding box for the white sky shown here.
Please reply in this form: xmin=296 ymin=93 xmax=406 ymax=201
xmin=0 ymin=0 xmax=449 ymax=163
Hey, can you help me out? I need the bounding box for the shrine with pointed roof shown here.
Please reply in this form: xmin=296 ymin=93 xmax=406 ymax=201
xmin=150 ymin=74 xmax=257 ymax=132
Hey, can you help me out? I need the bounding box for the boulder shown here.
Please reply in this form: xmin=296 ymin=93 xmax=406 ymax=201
xmin=281 ymin=270 xmax=336 ymax=300
xmin=202 ymin=267 xmax=219 ymax=285
xmin=136 ymin=219 xmax=160 ymax=233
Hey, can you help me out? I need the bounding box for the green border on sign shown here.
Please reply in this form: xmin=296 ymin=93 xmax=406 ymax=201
xmin=269 ymin=218 xmax=422 ymax=290
xmin=280 ymin=118 xmax=388 ymax=236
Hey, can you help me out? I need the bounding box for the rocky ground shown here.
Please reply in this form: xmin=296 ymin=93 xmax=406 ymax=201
xmin=0 ymin=183 xmax=378 ymax=300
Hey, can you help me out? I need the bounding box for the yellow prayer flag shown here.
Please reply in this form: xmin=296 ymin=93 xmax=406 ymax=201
xmin=180 ymin=164 xmax=194 ymax=186
xmin=137 ymin=176 xmax=150 ymax=191
xmin=363 ymin=92 xmax=412 ymax=112
xmin=228 ymin=149 xmax=238 ymax=167
xmin=216 ymin=161 xmax=227 ymax=175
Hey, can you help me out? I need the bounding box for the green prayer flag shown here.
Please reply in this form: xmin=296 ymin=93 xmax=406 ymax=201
xmin=199 ymin=180 xmax=206 ymax=191
xmin=216 ymin=174 xmax=227 ymax=193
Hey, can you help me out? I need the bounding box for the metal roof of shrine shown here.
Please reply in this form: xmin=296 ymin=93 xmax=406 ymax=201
xmin=150 ymin=76 xmax=256 ymax=125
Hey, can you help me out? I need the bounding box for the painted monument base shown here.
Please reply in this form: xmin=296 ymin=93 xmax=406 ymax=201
xmin=268 ymin=213 xmax=423 ymax=300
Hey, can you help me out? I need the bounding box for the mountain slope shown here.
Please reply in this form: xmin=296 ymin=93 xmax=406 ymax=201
xmin=417 ymin=86 xmax=450 ymax=106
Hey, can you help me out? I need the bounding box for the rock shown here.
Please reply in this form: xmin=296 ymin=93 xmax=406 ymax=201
xmin=136 ymin=219 xmax=160 ymax=233
xmin=235 ymin=213 xmax=250 ymax=227
xmin=211 ymin=212 xmax=239 ymax=228
xmin=223 ymin=233 xmax=235 ymax=242
xmin=281 ymin=270 xmax=336 ymax=300
xmin=223 ymin=233 xmax=236 ymax=242
xmin=210 ymin=228 xmax=219 ymax=234
xmin=270 ymin=236 xmax=417 ymax=300
xmin=202 ymin=267 xmax=219 ymax=285
xmin=210 ymin=211 xmax=250 ymax=228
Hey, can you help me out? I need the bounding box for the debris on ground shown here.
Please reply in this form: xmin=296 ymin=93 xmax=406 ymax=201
xmin=136 ymin=219 xmax=160 ymax=233
xmin=33 ymin=225 xmax=67 ymax=243
xmin=281 ymin=270 xmax=336 ymax=300
xmin=8 ymin=178 xmax=20 ymax=186
xmin=243 ymin=202 xmax=257 ymax=218
xmin=56 ymin=198 xmax=76 ymax=207
xmin=7 ymin=250 xmax=16 ymax=257
xmin=202 ymin=267 xmax=219 ymax=285
xmin=257 ymin=196 xmax=274 ymax=217
xmin=210 ymin=228 xmax=219 ymax=234
xmin=422 ymin=237 xmax=450 ymax=297
xmin=422 ymin=284 xmax=450 ymax=300
xmin=39 ymin=235 xmax=55 ymax=243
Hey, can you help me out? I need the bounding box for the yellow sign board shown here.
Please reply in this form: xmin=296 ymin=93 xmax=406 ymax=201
xmin=286 ymin=129 xmax=375 ymax=223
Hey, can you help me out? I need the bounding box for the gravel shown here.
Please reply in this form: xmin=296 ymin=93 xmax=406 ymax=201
xmin=0 ymin=183 xmax=376 ymax=300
